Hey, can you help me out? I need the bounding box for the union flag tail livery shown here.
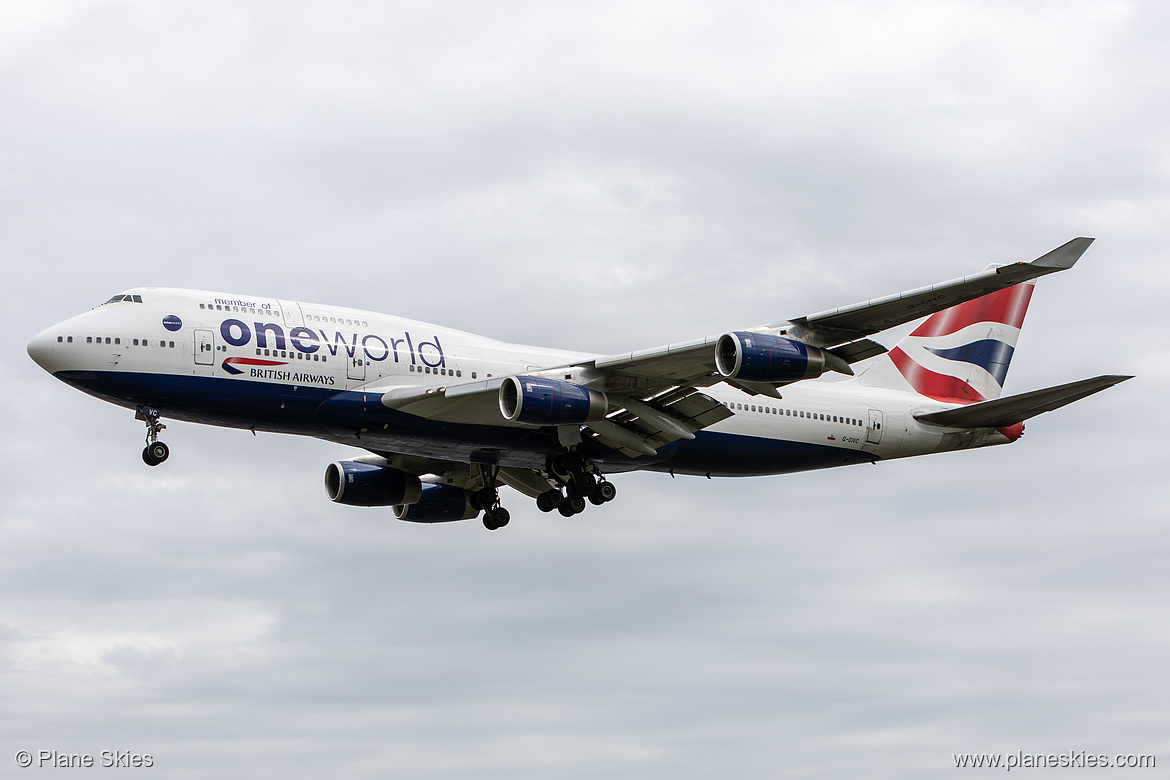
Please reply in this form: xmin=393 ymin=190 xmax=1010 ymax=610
xmin=856 ymin=280 xmax=1035 ymax=403
xmin=26 ymin=238 xmax=1130 ymax=531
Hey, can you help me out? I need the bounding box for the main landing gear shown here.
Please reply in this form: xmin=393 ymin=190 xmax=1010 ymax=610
xmin=136 ymin=406 xmax=169 ymax=467
xmin=471 ymin=481 xmax=511 ymax=531
xmin=473 ymin=452 xmax=617 ymax=531
xmin=538 ymin=451 xmax=617 ymax=518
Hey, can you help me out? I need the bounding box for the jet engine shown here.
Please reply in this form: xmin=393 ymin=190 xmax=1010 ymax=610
xmin=499 ymin=376 xmax=608 ymax=425
xmin=393 ymin=483 xmax=479 ymax=523
xmin=715 ymin=332 xmax=827 ymax=384
xmin=324 ymin=461 xmax=422 ymax=507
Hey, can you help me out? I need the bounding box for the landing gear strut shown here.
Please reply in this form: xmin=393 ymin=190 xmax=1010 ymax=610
xmin=471 ymin=469 xmax=510 ymax=530
xmin=136 ymin=406 xmax=169 ymax=466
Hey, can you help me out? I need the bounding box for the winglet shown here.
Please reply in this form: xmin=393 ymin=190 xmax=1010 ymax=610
xmin=1024 ymin=236 xmax=1094 ymax=272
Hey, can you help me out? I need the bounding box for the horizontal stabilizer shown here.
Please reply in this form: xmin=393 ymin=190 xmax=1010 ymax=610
xmin=915 ymin=374 xmax=1132 ymax=428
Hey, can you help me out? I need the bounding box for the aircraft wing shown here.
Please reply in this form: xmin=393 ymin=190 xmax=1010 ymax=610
xmin=376 ymin=376 xmax=733 ymax=458
xmin=781 ymin=237 xmax=1095 ymax=347
xmin=583 ymin=237 xmax=1094 ymax=384
xmin=370 ymin=238 xmax=1094 ymax=457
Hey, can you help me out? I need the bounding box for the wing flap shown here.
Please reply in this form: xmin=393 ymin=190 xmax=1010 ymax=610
xmin=587 ymin=388 xmax=733 ymax=457
xmin=914 ymin=374 xmax=1132 ymax=428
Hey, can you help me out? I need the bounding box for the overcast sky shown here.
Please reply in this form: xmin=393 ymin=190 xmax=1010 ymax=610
xmin=2 ymin=1 xmax=1168 ymax=778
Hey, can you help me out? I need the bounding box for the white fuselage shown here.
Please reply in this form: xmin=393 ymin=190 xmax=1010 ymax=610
xmin=27 ymin=287 xmax=1012 ymax=478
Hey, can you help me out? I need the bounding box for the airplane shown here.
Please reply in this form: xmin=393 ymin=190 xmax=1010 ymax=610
xmin=26 ymin=238 xmax=1130 ymax=530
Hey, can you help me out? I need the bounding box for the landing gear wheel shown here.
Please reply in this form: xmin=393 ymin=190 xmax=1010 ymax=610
xmin=553 ymin=451 xmax=587 ymax=477
xmin=595 ymin=480 xmax=617 ymax=502
xmin=142 ymin=442 xmax=169 ymax=466
xmin=483 ymin=507 xmax=510 ymax=530
xmin=557 ymin=495 xmax=587 ymax=516
xmin=570 ymin=471 xmax=596 ymax=496
xmin=588 ymin=491 xmax=607 ymax=505
xmin=536 ymin=489 xmax=564 ymax=513
xmin=146 ymin=441 xmax=169 ymax=465
xmin=557 ymin=502 xmax=576 ymax=517
xmin=476 ymin=486 xmax=498 ymax=510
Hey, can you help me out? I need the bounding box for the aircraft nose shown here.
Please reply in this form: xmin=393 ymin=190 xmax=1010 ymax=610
xmin=27 ymin=327 xmax=56 ymax=372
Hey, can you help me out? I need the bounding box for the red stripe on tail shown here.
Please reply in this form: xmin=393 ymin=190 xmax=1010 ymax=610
xmin=910 ymin=284 xmax=1034 ymax=338
xmin=889 ymin=347 xmax=987 ymax=403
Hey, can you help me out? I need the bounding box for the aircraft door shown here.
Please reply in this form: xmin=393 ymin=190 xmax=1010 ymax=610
xmin=347 ymin=354 xmax=366 ymax=381
xmin=866 ymin=409 xmax=884 ymax=445
xmin=277 ymin=299 xmax=305 ymax=327
xmin=194 ymin=329 xmax=215 ymax=365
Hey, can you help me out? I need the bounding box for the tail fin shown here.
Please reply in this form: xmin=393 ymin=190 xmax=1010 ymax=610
xmin=855 ymin=280 xmax=1035 ymax=403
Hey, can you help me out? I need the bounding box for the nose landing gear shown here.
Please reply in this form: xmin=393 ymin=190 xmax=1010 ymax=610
xmin=136 ymin=406 xmax=169 ymax=466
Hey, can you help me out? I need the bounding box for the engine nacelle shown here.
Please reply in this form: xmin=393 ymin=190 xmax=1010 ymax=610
xmin=715 ymin=332 xmax=827 ymax=384
xmin=393 ymin=483 xmax=479 ymax=523
xmin=324 ymin=461 xmax=422 ymax=507
xmin=499 ymin=375 xmax=608 ymax=425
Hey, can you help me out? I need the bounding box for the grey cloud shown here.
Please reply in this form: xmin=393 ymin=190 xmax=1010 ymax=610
xmin=2 ymin=2 xmax=1167 ymax=778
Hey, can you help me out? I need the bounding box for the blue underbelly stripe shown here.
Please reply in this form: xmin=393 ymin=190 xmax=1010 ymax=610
xmin=54 ymin=370 xmax=871 ymax=476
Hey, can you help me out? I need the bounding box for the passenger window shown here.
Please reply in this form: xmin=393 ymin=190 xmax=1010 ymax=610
xmin=115 ymin=338 xmax=120 ymax=345
xmin=456 ymin=370 xmax=462 ymax=377
xmin=169 ymin=341 xmax=174 ymax=348
xmin=471 ymin=372 xmax=477 ymax=379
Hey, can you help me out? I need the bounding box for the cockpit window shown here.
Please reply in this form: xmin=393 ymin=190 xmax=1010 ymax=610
xmin=100 ymin=294 xmax=143 ymax=305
